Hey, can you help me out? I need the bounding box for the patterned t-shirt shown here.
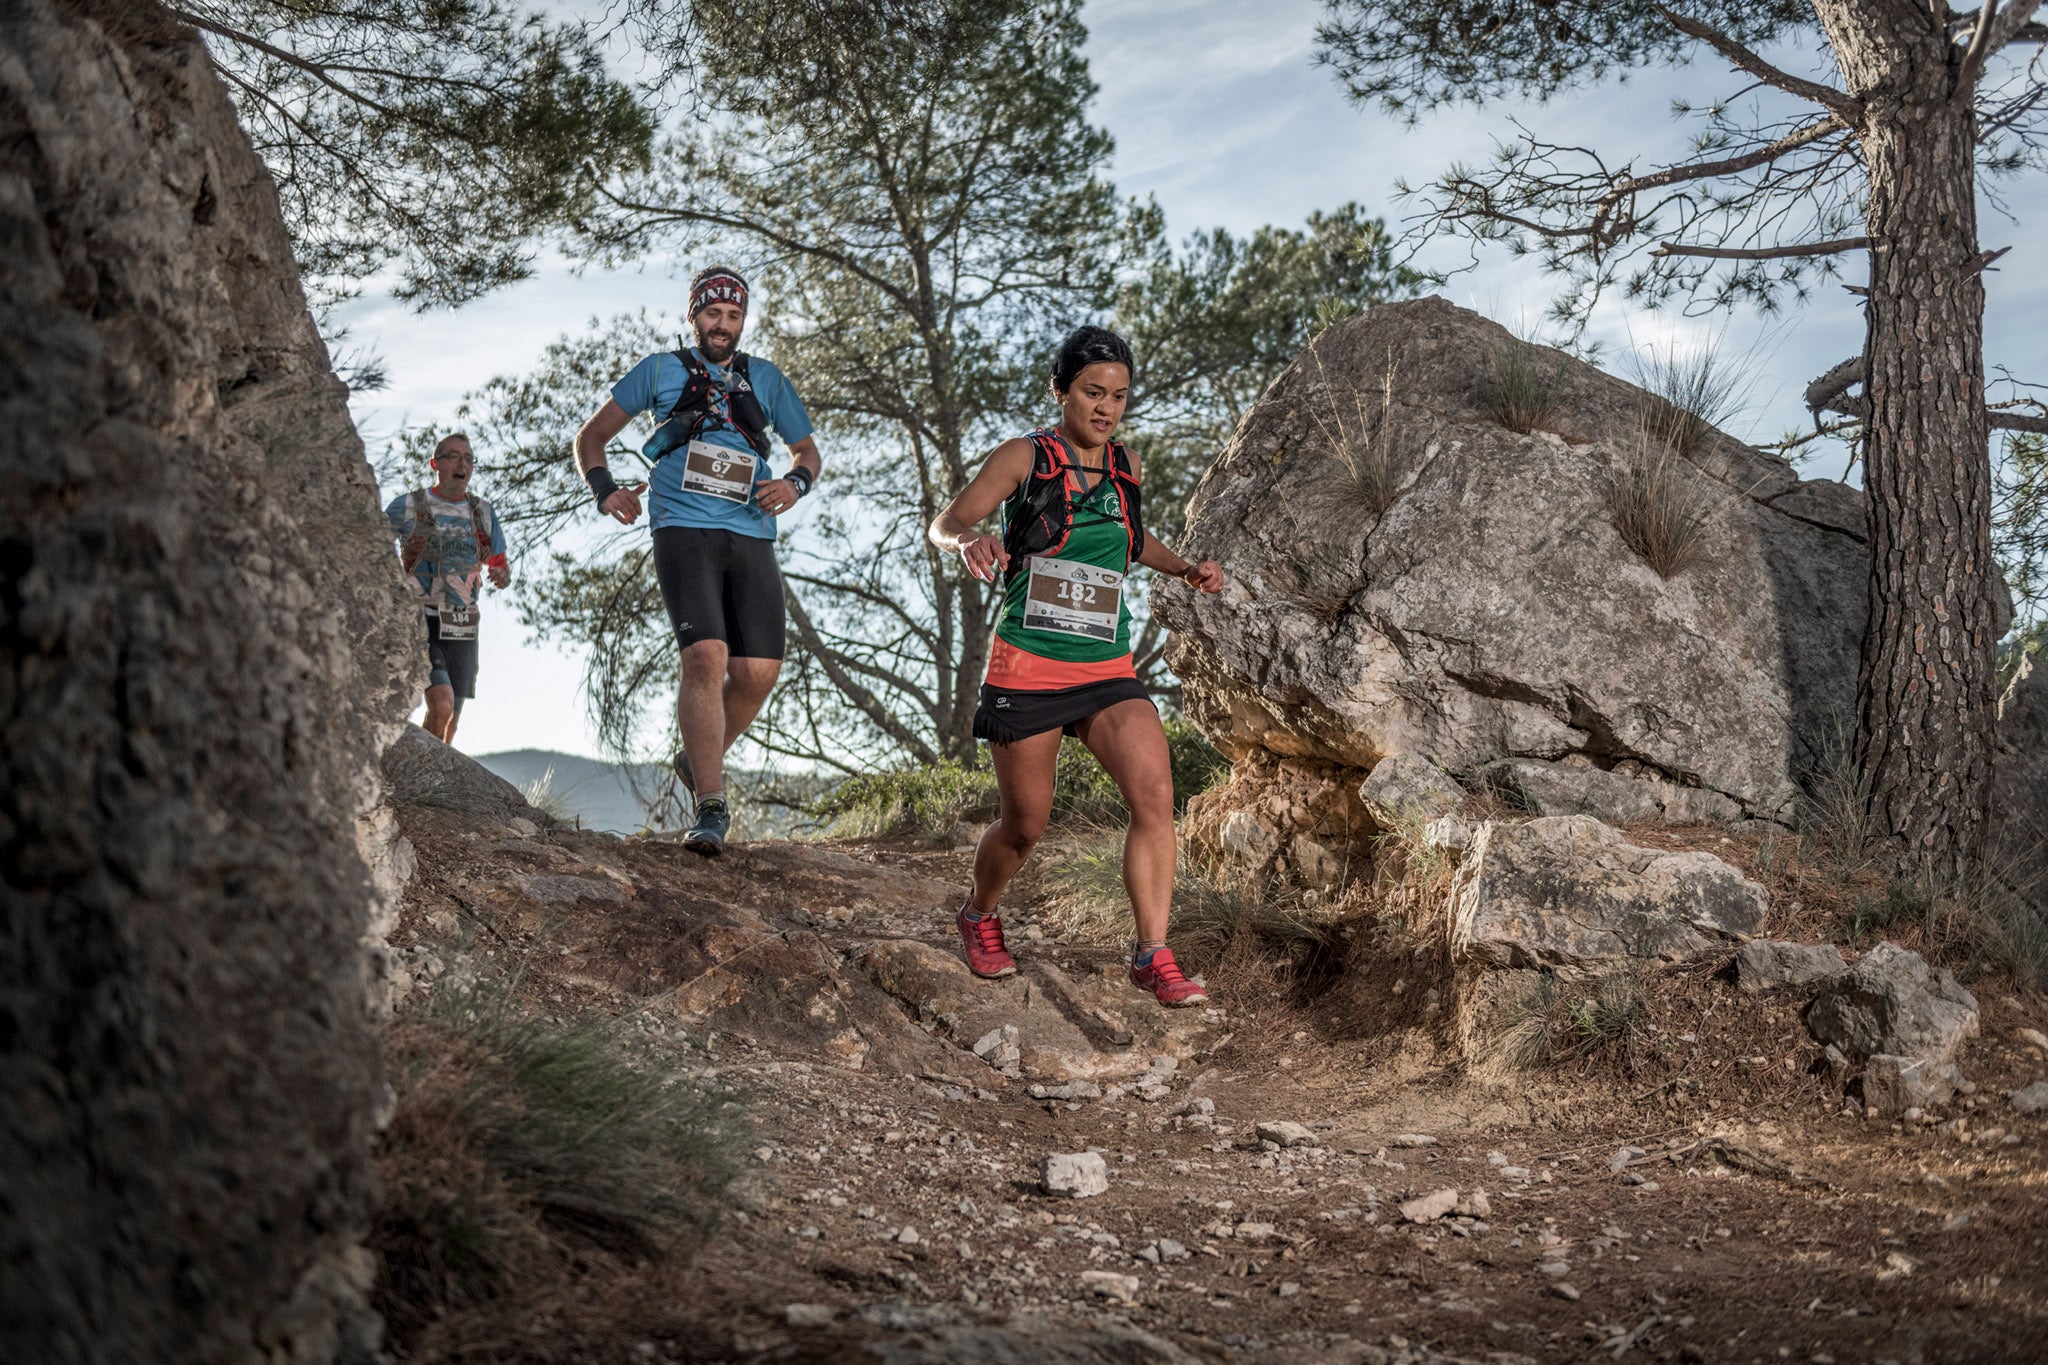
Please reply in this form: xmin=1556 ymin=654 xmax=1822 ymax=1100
xmin=384 ymin=489 xmax=507 ymax=620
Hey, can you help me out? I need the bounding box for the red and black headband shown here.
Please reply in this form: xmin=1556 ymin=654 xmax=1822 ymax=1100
xmin=689 ymin=268 xmax=749 ymax=319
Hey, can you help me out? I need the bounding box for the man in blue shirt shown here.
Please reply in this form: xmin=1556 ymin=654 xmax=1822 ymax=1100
xmin=385 ymin=432 xmax=510 ymax=747
xmin=573 ymin=265 xmax=822 ymax=855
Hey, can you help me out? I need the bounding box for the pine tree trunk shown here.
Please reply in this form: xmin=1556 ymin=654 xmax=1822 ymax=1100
xmin=1818 ymin=1 xmax=1999 ymax=879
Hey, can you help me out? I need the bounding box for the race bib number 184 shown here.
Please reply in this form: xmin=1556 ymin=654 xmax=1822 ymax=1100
xmin=681 ymin=439 xmax=757 ymax=503
xmin=1023 ymin=555 xmax=1124 ymax=642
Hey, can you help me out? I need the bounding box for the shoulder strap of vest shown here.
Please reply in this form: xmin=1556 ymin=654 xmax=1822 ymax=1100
xmin=1104 ymin=441 xmax=1145 ymax=559
xmin=664 ymin=347 xmax=706 ymax=419
xmin=466 ymin=494 xmax=493 ymax=565
xmin=1026 ymin=428 xmax=1067 ymax=479
xmin=399 ymin=489 xmax=432 ymax=574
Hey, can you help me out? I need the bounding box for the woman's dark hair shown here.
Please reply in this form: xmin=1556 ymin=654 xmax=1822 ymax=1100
xmin=1051 ymin=325 xmax=1134 ymax=394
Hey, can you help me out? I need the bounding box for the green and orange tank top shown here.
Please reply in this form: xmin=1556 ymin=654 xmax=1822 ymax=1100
xmin=986 ymin=430 xmax=1142 ymax=691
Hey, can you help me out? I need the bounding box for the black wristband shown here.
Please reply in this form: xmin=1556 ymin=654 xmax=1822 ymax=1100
xmin=787 ymin=466 xmax=814 ymax=499
xmin=584 ymin=465 xmax=620 ymax=509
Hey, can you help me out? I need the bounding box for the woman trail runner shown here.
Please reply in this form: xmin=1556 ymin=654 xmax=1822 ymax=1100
xmin=927 ymin=326 xmax=1225 ymax=1007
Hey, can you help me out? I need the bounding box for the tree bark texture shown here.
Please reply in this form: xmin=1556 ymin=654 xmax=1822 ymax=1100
xmin=1817 ymin=0 xmax=1999 ymax=878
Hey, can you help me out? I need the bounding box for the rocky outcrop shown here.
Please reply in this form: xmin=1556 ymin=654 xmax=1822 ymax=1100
xmin=1359 ymin=753 xmax=1467 ymax=828
xmin=0 ymin=4 xmax=415 ymax=1361
xmin=383 ymin=721 xmax=555 ymax=827
xmin=1448 ymin=816 xmax=1768 ymax=975
xmin=859 ymin=940 xmax=1229 ymax=1082
xmin=1807 ymin=943 xmax=1979 ymax=1072
xmin=1160 ymin=297 xmax=1875 ymax=839
xmin=1179 ymin=750 xmax=1376 ymax=889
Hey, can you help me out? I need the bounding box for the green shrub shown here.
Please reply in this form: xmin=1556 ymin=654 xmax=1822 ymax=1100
xmin=811 ymin=759 xmax=999 ymax=842
xmin=811 ymin=717 xmax=1228 ymax=840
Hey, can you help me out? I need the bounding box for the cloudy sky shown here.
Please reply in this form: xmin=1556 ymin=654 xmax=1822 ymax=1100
xmin=338 ymin=0 xmax=2048 ymax=762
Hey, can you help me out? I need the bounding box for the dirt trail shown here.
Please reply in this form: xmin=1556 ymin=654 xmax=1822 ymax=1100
xmin=384 ymin=806 xmax=2048 ymax=1363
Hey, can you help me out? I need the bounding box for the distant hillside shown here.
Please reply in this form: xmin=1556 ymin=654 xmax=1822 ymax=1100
xmin=472 ymin=749 xmax=818 ymax=837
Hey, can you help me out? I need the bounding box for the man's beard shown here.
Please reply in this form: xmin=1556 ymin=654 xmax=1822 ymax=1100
xmin=695 ymin=325 xmax=741 ymax=362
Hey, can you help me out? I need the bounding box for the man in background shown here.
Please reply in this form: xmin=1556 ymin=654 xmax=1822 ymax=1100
xmin=386 ymin=432 xmax=510 ymax=745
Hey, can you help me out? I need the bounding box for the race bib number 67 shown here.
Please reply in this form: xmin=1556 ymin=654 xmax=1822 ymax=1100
xmin=681 ymin=439 xmax=757 ymax=503
xmin=1023 ymin=555 xmax=1124 ymax=642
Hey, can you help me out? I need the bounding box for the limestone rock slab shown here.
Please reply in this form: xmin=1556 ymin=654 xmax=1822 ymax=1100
xmin=1735 ymin=941 xmax=1849 ymax=994
xmin=1449 ymin=816 xmax=1768 ymax=973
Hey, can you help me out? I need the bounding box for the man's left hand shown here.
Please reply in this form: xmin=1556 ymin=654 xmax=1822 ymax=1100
xmin=756 ymin=478 xmax=802 ymax=516
xmin=488 ymin=562 xmax=512 ymax=590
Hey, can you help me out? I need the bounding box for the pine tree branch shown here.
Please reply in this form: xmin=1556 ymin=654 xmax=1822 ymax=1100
xmin=1991 ymin=406 xmax=2048 ymax=434
xmin=783 ymin=586 xmax=938 ymax=765
xmin=1806 ymin=355 xmax=1867 ymax=420
xmin=1655 ymin=6 xmax=1865 ymax=123
xmin=1957 ymin=3 xmax=2048 ymax=98
xmin=1651 ymin=236 xmax=1868 ymax=261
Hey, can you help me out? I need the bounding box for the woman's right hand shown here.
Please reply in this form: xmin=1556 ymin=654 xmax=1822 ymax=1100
xmin=958 ymin=532 xmax=1011 ymax=582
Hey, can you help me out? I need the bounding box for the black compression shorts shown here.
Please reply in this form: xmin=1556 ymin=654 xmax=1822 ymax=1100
xmin=425 ymin=613 xmax=478 ymax=709
xmin=652 ymin=526 xmax=786 ymax=660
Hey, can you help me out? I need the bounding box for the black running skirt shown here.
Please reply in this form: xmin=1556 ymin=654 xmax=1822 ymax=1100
xmin=973 ymin=677 xmax=1153 ymax=744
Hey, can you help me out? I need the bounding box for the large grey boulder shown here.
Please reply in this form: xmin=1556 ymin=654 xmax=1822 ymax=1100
xmin=1159 ymin=298 xmax=1877 ymax=827
xmin=1449 ymin=816 xmax=1769 ymax=974
xmin=1807 ymin=942 xmax=1979 ymax=1071
xmin=1 ymin=5 xmax=414 ymax=1361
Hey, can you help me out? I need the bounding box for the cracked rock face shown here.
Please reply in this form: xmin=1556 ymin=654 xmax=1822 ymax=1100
xmin=1 ymin=4 xmax=415 ymax=1360
xmin=1449 ymin=816 xmax=1769 ymax=974
xmin=1159 ymin=297 xmax=1875 ymax=826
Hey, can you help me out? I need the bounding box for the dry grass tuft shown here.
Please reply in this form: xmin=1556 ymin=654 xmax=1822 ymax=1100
xmin=1610 ymin=426 xmax=1722 ymax=578
xmin=1310 ymin=345 xmax=1411 ymax=516
xmin=1483 ymin=338 xmax=1565 ymax=434
xmin=1627 ymin=338 xmax=1748 ymax=458
xmin=1036 ymin=829 xmax=1341 ymax=982
xmin=372 ymin=987 xmax=740 ymax=1353
xmin=520 ymin=762 xmax=577 ymax=823
xmin=1475 ymin=967 xmax=1651 ymax=1081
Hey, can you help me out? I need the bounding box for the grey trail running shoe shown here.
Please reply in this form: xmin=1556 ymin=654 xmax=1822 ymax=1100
xmin=683 ymin=795 xmax=730 ymax=857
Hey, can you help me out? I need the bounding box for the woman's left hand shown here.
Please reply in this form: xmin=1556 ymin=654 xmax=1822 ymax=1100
xmin=1181 ymin=560 xmax=1225 ymax=594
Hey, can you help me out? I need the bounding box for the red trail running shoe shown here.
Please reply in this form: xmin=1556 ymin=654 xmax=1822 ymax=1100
xmin=957 ymin=903 xmax=1017 ymax=979
xmin=1130 ymin=947 xmax=1208 ymax=1007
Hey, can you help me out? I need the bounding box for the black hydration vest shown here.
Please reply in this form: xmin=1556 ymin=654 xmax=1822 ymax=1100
xmin=655 ymin=347 xmax=772 ymax=458
xmin=999 ymin=428 xmax=1146 ymax=584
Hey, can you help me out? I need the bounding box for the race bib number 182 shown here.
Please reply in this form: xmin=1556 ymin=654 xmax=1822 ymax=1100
xmin=681 ymin=439 xmax=757 ymax=503
xmin=1023 ymin=555 xmax=1124 ymax=642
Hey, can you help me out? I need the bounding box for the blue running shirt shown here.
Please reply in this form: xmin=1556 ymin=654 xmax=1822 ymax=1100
xmin=610 ymin=348 xmax=814 ymax=539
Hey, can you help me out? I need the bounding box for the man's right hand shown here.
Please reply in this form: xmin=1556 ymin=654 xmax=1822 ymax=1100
xmin=958 ymin=532 xmax=1010 ymax=582
xmin=602 ymin=483 xmax=647 ymax=525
